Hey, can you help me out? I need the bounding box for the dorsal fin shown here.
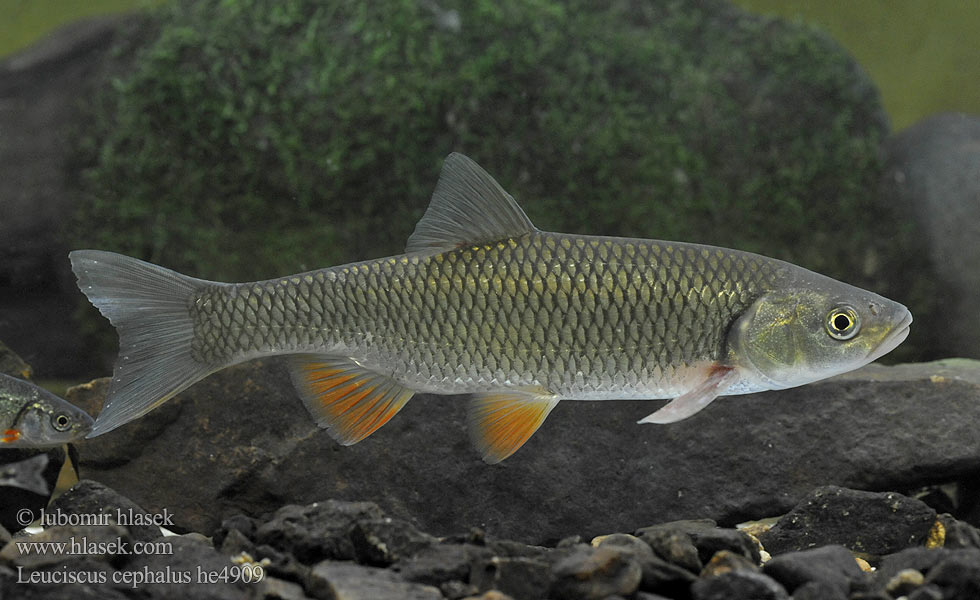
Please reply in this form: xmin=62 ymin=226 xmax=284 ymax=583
xmin=406 ymin=153 xmax=537 ymax=254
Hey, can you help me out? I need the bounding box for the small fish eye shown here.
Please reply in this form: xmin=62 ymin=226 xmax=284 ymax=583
xmin=52 ymin=413 xmax=72 ymax=432
xmin=826 ymin=306 xmax=860 ymax=340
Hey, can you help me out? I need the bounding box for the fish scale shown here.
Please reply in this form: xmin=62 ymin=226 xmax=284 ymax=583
xmin=188 ymin=231 xmax=777 ymax=397
xmin=71 ymin=152 xmax=911 ymax=462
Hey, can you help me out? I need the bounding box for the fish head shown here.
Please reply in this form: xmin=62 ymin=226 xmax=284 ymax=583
xmin=729 ymin=281 xmax=912 ymax=390
xmin=1 ymin=376 xmax=94 ymax=447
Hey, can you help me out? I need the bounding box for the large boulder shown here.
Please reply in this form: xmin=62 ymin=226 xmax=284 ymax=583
xmin=71 ymin=359 xmax=980 ymax=544
xmin=0 ymin=16 xmax=135 ymax=377
xmin=880 ymin=112 xmax=980 ymax=361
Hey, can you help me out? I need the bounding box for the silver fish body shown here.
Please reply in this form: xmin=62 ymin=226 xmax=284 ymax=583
xmin=190 ymin=233 xmax=833 ymax=399
xmin=71 ymin=153 xmax=911 ymax=462
xmin=0 ymin=373 xmax=93 ymax=448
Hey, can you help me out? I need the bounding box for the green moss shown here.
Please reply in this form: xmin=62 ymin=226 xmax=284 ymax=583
xmin=71 ymin=0 xmax=890 ymax=296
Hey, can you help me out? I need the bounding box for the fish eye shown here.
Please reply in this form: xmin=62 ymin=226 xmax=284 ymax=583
xmin=52 ymin=413 xmax=72 ymax=432
xmin=826 ymin=306 xmax=860 ymax=340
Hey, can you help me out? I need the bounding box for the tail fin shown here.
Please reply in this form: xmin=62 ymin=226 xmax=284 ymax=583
xmin=70 ymin=250 xmax=217 ymax=437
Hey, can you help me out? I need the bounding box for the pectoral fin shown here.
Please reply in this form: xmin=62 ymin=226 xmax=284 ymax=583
xmin=288 ymin=355 xmax=415 ymax=445
xmin=468 ymin=389 xmax=559 ymax=464
xmin=638 ymin=366 xmax=737 ymax=424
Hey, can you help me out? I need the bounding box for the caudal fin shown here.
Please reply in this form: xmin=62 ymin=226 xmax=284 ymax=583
xmin=70 ymin=250 xmax=218 ymax=437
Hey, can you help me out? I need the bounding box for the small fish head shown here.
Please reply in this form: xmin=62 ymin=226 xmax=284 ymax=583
xmin=1 ymin=377 xmax=94 ymax=448
xmin=729 ymin=282 xmax=912 ymax=390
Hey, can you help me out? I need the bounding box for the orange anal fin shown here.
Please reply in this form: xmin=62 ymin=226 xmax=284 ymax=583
xmin=468 ymin=390 xmax=559 ymax=464
xmin=288 ymin=355 xmax=414 ymax=445
xmin=638 ymin=365 xmax=738 ymax=424
xmin=2 ymin=429 xmax=21 ymax=443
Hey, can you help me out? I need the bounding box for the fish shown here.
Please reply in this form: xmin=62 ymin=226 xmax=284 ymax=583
xmin=70 ymin=153 xmax=912 ymax=463
xmin=0 ymin=454 xmax=50 ymax=496
xmin=0 ymin=372 xmax=94 ymax=447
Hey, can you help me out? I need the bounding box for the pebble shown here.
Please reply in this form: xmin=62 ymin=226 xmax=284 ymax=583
xmin=549 ymin=543 xmax=642 ymax=600
xmin=2 ymin=480 xmax=979 ymax=600
xmin=761 ymin=544 xmax=864 ymax=596
xmin=350 ymin=517 xmax=438 ymax=566
xmin=758 ymin=486 xmax=937 ymax=556
xmin=309 ymin=560 xmax=443 ymax=600
xmin=691 ymin=570 xmax=789 ymax=600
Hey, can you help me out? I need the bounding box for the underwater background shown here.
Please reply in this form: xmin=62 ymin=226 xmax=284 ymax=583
xmin=2 ymin=3 xmax=980 ymax=599
xmin=1 ymin=0 xmax=979 ymax=384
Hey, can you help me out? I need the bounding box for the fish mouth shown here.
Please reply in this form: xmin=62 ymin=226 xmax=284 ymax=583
xmin=866 ymin=309 xmax=913 ymax=363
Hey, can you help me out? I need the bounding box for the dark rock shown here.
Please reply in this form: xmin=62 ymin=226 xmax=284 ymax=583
xmin=923 ymin=549 xmax=980 ymax=599
xmin=0 ymin=524 xmax=10 ymax=546
xmin=0 ymin=340 xmax=32 ymax=378
xmin=699 ymin=549 xmax=758 ymax=577
xmin=0 ymin=446 xmax=67 ymax=532
xmin=849 ymin=593 xmax=891 ymax=600
xmin=549 ymin=544 xmax=642 ymax=600
xmin=214 ymin=513 xmax=259 ymax=554
xmin=350 ymin=517 xmax=438 ymax=566
xmin=874 ymin=547 xmax=949 ymax=590
xmin=249 ymin=543 xmax=312 ymax=586
xmin=256 ymin=576 xmax=312 ymax=600
xmin=123 ymin=535 xmax=261 ymax=599
xmin=635 ymin=521 xmax=711 ymax=573
xmin=691 ymin=570 xmax=788 ymax=600
xmin=461 ymin=592 xmax=516 ymax=600
xmin=789 ymin=580 xmax=847 ymax=600
xmin=308 ymin=560 xmax=443 ymax=600
xmin=253 ymin=500 xmax=385 ymax=564
xmin=471 ymin=555 xmax=552 ymax=600
xmin=884 ymin=567 xmax=926 ymax=597
xmin=634 ymin=593 xmax=677 ymax=600
xmin=688 ymin=527 xmax=760 ymax=565
xmin=937 ymin=513 xmax=980 ymax=549
xmin=757 ymin=486 xmax=937 ymax=556
xmin=881 ymin=112 xmax=980 ymax=360
xmin=73 ymin=360 xmax=980 ymax=544
xmin=441 ymin=579 xmax=480 ymax=599
xmin=64 ymin=378 xmax=109 ymax=424
xmin=0 ymin=557 xmax=123 ymax=599
xmin=47 ymin=479 xmax=162 ymax=542
xmin=594 ymin=533 xmax=697 ymax=595
xmin=218 ymin=527 xmax=255 ymax=557
xmin=0 ymin=523 xmax=130 ymax=569
xmin=907 ymin=584 xmax=944 ymax=600
xmin=395 ymin=543 xmax=491 ymax=587
xmin=486 ymin=538 xmax=549 ymax=559
xmin=761 ymin=545 xmax=863 ymax=596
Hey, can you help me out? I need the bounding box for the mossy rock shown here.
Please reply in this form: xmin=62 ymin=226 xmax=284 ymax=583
xmin=0 ymin=340 xmax=32 ymax=379
xmin=70 ymin=0 xmax=907 ymax=348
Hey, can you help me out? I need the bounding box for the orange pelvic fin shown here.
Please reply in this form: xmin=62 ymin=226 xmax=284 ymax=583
xmin=2 ymin=429 xmax=21 ymax=443
xmin=288 ymin=355 xmax=415 ymax=445
xmin=468 ymin=388 xmax=559 ymax=464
